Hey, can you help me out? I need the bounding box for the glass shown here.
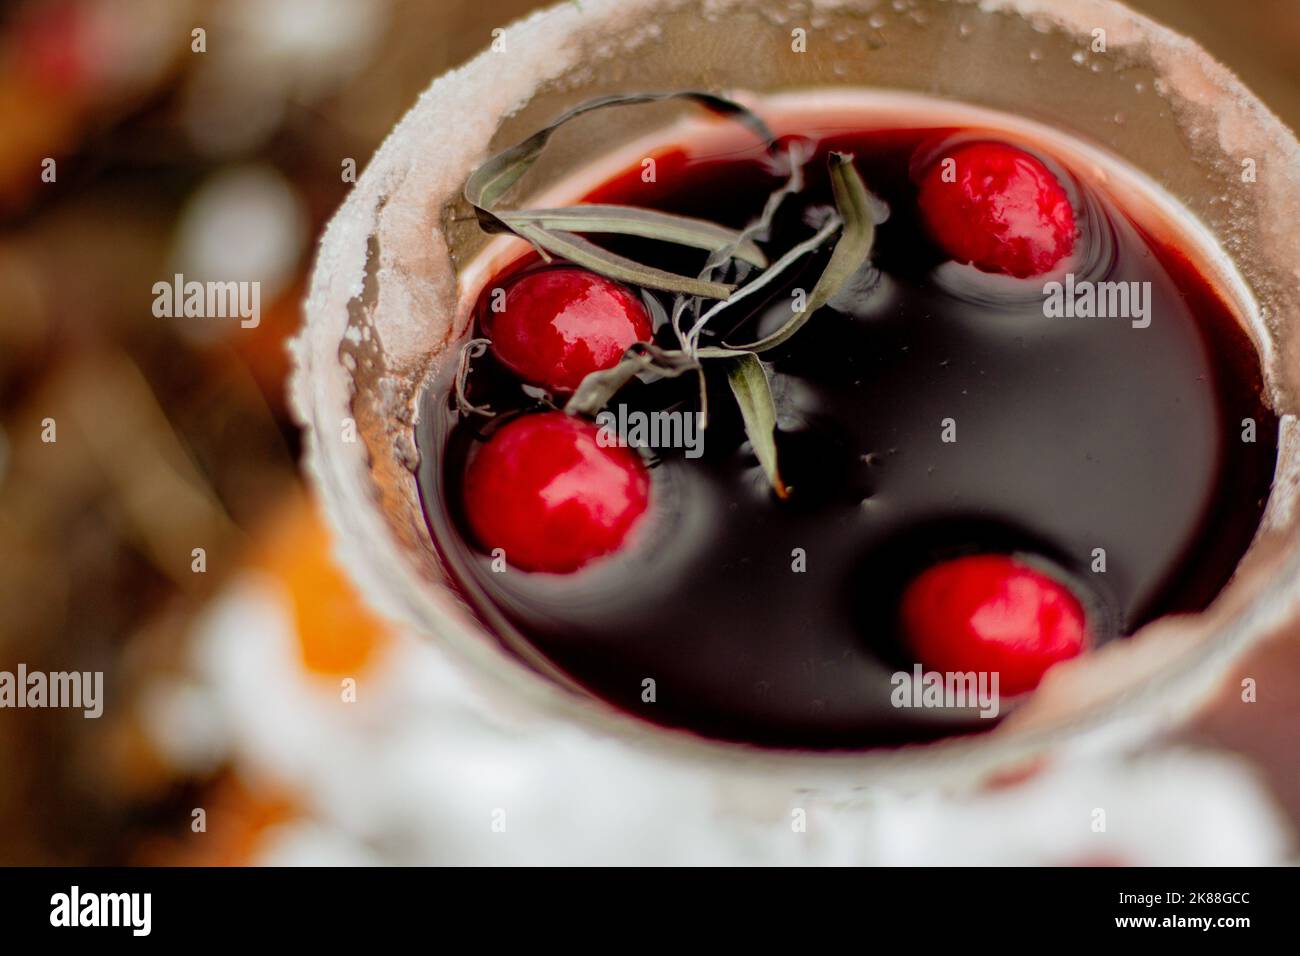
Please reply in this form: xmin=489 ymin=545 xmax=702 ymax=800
xmin=291 ymin=0 xmax=1300 ymax=787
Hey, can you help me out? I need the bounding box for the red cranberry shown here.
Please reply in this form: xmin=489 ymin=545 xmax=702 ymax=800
xmin=463 ymin=411 xmax=650 ymax=573
xmin=899 ymin=554 xmax=1088 ymax=695
xmin=917 ymin=142 xmax=1077 ymax=278
xmin=483 ymin=267 xmax=653 ymax=392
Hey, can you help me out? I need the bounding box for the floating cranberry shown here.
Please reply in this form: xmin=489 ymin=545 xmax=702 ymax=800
xmin=483 ymin=267 xmax=653 ymax=392
xmin=899 ymin=554 xmax=1088 ymax=695
xmin=917 ymin=142 xmax=1077 ymax=278
xmin=463 ymin=412 xmax=650 ymax=573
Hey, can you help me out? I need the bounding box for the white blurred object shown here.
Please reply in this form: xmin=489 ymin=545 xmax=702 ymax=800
xmin=181 ymin=0 xmax=391 ymax=155
xmin=853 ymin=751 xmax=1291 ymax=866
xmin=136 ymin=680 xmax=230 ymax=775
xmin=255 ymin=821 xmax=383 ymax=867
xmin=238 ymin=0 xmax=386 ymax=78
xmin=169 ymin=164 xmax=308 ymax=340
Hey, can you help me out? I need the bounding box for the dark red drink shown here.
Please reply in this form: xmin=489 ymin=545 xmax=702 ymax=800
xmin=418 ymin=104 xmax=1276 ymax=749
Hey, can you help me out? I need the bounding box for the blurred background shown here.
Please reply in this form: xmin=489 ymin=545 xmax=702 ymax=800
xmin=0 ymin=0 xmax=1297 ymax=865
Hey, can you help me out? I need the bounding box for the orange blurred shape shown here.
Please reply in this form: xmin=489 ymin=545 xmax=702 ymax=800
xmin=254 ymin=494 xmax=392 ymax=676
xmin=134 ymin=773 xmax=297 ymax=867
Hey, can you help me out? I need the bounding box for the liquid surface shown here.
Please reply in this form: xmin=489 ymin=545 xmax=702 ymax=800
xmin=418 ymin=110 xmax=1277 ymax=749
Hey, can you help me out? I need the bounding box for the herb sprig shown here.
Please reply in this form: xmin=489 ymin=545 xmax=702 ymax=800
xmin=461 ymin=92 xmax=881 ymax=499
